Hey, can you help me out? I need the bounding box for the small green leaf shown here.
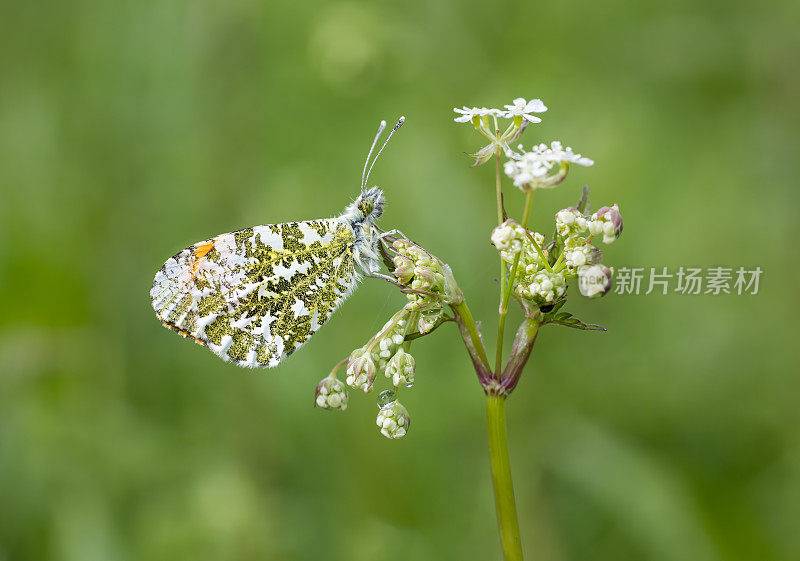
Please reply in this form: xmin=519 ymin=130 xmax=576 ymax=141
xmin=576 ymin=185 xmax=591 ymax=214
xmin=542 ymin=307 xmax=605 ymax=331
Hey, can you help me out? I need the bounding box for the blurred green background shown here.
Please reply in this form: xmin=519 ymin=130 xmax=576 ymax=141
xmin=1 ymin=0 xmax=798 ymax=559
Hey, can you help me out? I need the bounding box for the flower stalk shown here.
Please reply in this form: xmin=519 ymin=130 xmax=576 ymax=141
xmin=486 ymin=394 xmax=524 ymax=561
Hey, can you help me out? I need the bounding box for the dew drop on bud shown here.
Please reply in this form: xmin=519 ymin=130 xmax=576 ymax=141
xmin=377 ymin=389 xmax=397 ymax=407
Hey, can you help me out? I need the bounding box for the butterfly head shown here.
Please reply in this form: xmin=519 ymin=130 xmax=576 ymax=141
xmin=344 ymin=186 xmax=385 ymax=224
xmin=349 ymin=116 xmax=403 ymax=219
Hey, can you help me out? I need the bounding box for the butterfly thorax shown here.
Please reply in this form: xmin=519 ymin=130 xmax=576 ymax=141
xmin=340 ymin=186 xmax=385 ymax=276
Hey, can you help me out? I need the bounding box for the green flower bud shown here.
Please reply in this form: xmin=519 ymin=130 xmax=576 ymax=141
xmin=314 ymin=375 xmax=349 ymax=411
xmin=385 ymin=349 xmax=415 ymax=388
xmin=376 ymin=398 xmax=411 ymax=439
xmin=345 ymin=350 xmax=377 ymax=392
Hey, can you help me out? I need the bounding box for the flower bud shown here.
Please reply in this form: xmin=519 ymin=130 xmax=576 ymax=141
xmin=314 ymin=375 xmax=349 ymax=411
xmin=588 ymin=204 xmax=622 ymax=244
xmin=392 ymin=254 xmax=415 ymax=284
xmin=517 ymin=271 xmax=566 ymax=305
xmin=490 ymin=221 xmax=521 ymax=252
xmin=345 ymin=350 xmax=377 ymax=392
xmin=563 ymin=241 xmax=603 ymax=270
xmin=375 ymin=392 xmax=411 ymax=439
xmin=555 ymin=207 xmax=588 ymax=238
xmin=385 ymin=349 xmax=415 ymax=388
xmin=578 ymin=264 xmax=613 ymax=298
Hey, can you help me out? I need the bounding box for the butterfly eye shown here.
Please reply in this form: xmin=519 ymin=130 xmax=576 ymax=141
xmin=358 ymin=200 xmax=374 ymax=215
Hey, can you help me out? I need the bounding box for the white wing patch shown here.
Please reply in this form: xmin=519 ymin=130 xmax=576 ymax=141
xmin=150 ymin=219 xmax=360 ymax=368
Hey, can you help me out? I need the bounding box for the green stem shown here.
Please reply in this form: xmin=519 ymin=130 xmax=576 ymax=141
xmin=523 ymin=229 xmax=553 ymax=273
xmin=495 ymin=191 xmax=533 ymax=375
xmin=495 ymin=151 xmax=506 ymax=376
xmin=486 ymin=394 xmax=523 ymax=561
xmin=401 ymin=310 xmax=419 ymax=353
xmin=452 ymin=300 xmax=491 ymax=372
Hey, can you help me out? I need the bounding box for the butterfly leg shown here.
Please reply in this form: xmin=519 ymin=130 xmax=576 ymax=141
xmin=375 ymin=228 xmax=409 ymax=241
xmin=364 ymin=271 xmax=404 ymax=285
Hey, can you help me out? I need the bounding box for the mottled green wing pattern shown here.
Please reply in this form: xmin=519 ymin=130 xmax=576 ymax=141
xmin=150 ymin=219 xmax=359 ymax=367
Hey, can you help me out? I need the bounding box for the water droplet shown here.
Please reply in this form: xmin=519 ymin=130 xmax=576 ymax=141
xmin=377 ymin=389 xmax=396 ymax=407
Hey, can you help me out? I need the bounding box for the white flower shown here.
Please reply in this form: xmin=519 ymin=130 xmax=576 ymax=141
xmin=376 ymin=396 xmax=410 ymax=439
xmin=517 ymin=271 xmax=566 ymax=304
xmin=555 ymin=207 xmax=588 ymax=238
xmin=490 ymin=220 xmax=545 ymax=266
xmin=453 ymin=106 xmax=503 ymax=123
xmin=563 ymin=243 xmax=602 ymax=269
xmin=503 ymin=154 xmax=551 ymax=188
xmin=504 ymin=141 xmax=593 ymax=190
xmin=523 ymin=141 xmax=594 ymax=167
xmin=503 ymin=97 xmax=547 ymax=123
xmin=490 ymin=221 xmax=523 ymax=253
xmin=385 ymin=349 xmax=415 ymax=388
xmin=578 ymin=264 xmax=613 ymax=298
xmin=314 ymin=375 xmax=349 ymax=411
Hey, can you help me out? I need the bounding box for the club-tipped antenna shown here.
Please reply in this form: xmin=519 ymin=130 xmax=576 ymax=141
xmin=363 ymin=116 xmax=405 ymax=194
xmin=361 ymin=120 xmax=387 ymax=195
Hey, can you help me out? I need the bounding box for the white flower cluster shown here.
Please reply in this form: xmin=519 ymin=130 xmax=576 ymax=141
xmin=491 ymin=201 xmax=623 ymax=306
xmin=562 ymin=239 xmax=602 ymax=269
xmin=519 ymin=270 xmax=567 ymax=303
xmin=504 ymin=141 xmax=593 ymax=191
xmin=558 ymin=204 xmax=623 ymax=249
xmin=491 ymin=220 xmax=564 ymax=305
xmin=376 ymin=391 xmax=410 ymax=439
xmin=556 ymin=207 xmax=588 ymax=238
xmin=314 ymin=375 xmax=349 ymax=411
xmin=453 ymin=97 xmax=547 ymax=124
xmin=453 ymin=97 xmax=547 ymax=166
xmin=556 ymin=204 xmax=622 ymax=299
xmin=490 ymin=220 xmax=545 ymax=267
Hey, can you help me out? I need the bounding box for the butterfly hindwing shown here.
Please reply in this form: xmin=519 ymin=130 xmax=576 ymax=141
xmin=151 ymin=219 xmax=359 ymax=368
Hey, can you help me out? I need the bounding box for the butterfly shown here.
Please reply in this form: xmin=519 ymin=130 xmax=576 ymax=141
xmin=150 ymin=118 xmax=404 ymax=368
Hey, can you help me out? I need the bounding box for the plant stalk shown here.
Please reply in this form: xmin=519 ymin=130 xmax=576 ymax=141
xmin=495 ymin=150 xmax=506 ymax=380
xmin=486 ymin=394 xmax=524 ymax=561
xmin=495 ymin=191 xmax=534 ymax=375
xmin=452 ymin=300 xmax=492 ymax=384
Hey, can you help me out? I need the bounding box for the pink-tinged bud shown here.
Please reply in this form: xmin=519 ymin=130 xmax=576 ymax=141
xmin=345 ymin=352 xmax=377 ymax=393
xmin=595 ymin=204 xmax=623 ymax=242
xmin=578 ymin=265 xmax=613 ymax=298
xmin=392 ymin=254 xmax=414 ymax=284
xmin=414 ymin=266 xmax=444 ymax=288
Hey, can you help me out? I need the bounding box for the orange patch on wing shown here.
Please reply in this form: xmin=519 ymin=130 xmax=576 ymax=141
xmin=190 ymin=241 xmax=215 ymax=278
xmin=194 ymin=241 xmax=214 ymax=260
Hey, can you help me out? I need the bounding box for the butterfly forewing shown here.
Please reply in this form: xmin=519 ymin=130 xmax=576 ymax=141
xmin=151 ymin=219 xmax=359 ymax=368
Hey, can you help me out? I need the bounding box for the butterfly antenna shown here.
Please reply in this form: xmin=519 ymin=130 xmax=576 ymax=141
xmin=362 ymin=120 xmax=387 ymax=195
xmin=364 ymin=116 xmax=405 ymax=192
